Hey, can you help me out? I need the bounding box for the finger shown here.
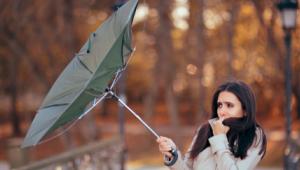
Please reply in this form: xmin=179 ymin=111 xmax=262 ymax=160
xmin=157 ymin=136 xmax=169 ymax=143
xmin=164 ymin=145 xmax=172 ymax=151
xmin=161 ymin=137 xmax=174 ymax=146
xmin=160 ymin=147 xmax=172 ymax=152
xmin=159 ymin=136 xmax=166 ymax=140
xmin=157 ymin=136 xmax=165 ymax=142
xmin=163 ymin=151 xmax=172 ymax=158
xmin=159 ymin=148 xmax=173 ymax=156
xmin=160 ymin=140 xmax=169 ymax=146
xmin=214 ymin=120 xmax=222 ymax=126
xmin=159 ymin=141 xmax=172 ymax=150
xmin=159 ymin=136 xmax=177 ymax=151
xmin=157 ymin=139 xmax=165 ymax=144
xmin=160 ymin=136 xmax=171 ymax=142
xmin=160 ymin=143 xmax=172 ymax=151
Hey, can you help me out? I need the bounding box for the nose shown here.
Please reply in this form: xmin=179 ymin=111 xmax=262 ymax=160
xmin=218 ymin=108 xmax=228 ymax=118
xmin=219 ymin=112 xmax=227 ymax=118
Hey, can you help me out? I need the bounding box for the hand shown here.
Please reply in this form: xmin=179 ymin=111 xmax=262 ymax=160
xmin=156 ymin=136 xmax=176 ymax=158
xmin=211 ymin=118 xmax=230 ymax=135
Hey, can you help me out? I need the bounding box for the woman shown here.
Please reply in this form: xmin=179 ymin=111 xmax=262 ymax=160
xmin=157 ymin=81 xmax=267 ymax=170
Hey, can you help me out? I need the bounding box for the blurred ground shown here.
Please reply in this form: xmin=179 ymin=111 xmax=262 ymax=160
xmin=126 ymin=165 xmax=282 ymax=170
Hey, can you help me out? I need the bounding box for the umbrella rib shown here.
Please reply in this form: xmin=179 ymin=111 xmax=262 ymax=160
xmin=109 ymin=68 xmax=124 ymax=89
xmin=36 ymin=92 xmax=109 ymax=146
xmin=75 ymin=52 xmax=86 ymax=57
xmin=124 ymin=47 xmax=136 ymax=67
xmin=42 ymin=103 xmax=69 ymax=109
xmin=36 ymin=118 xmax=80 ymax=146
xmin=77 ymin=57 xmax=93 ymax=74
xmin=109 ymin=46 xmax=136 ymax=90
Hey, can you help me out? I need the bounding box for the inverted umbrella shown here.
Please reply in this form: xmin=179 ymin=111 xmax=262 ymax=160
xmin=21 ymin=0 xmax=151 ymax=147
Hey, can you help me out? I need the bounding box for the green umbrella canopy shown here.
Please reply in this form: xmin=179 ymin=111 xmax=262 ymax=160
xmin=22 ymin=0 xmax=139 ymax=148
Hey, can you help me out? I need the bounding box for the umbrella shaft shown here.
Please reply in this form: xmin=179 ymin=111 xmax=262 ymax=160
xmin=110 ymin=91 xmax=160 ymax=139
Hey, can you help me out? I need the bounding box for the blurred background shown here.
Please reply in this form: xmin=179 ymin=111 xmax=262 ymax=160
xmin=0 ymin=0 xmax=300 ymax=169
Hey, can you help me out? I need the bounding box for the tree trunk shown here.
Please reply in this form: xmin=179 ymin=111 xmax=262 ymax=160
xmin=187 ymin=0 xmax=207 ymax=122
xmin=144 ymin=76 xmax=157 ymax=122
xmin=9 ymin=50 xmax=21 ymax=136
xmin=5 ymin=34 xmax=51 ymax=88
xmin=226 ymin=3 xmax=239 ymax=79
xmin=63 ymin=0 xmax=77 ymax=58
xmin=252 ymin=0 xmax=283 ymax=72
xmin=156 ymin=0 xmax=179 ymax=127
xmin=143 ymin=8 xmax=158 ymax=123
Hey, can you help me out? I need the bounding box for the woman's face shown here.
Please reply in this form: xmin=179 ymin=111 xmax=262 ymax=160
xmin=217 ymin=91 xmax=244 ymax=119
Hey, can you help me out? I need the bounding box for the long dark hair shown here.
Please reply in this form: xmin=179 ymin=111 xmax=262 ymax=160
xmin=190 ymin=81 xmax=267 ymax=160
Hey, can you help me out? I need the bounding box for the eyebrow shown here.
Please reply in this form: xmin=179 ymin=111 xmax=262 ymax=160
xmin=217 ymin=101 xmax=234 ymax=105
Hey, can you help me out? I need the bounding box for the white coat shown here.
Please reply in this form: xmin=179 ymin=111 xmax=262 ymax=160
xmin=164 ymin=122 xmax=264 ymax=170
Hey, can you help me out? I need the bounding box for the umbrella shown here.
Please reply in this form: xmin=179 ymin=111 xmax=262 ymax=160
xmin=22 ymin=0 xmax=141 ymax=147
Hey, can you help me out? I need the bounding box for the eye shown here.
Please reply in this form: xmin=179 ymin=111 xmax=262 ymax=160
xmin=227 ymin=103 xmax=234 ymax=108
xmin=217 ymin=102 xmax=222 ymax=108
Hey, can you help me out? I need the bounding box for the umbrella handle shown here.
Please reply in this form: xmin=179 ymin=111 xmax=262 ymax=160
xmin=108 ymin=90 xmax=160 ymax=139
xmin=164 ymin=148 xmax=178 ymax=166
